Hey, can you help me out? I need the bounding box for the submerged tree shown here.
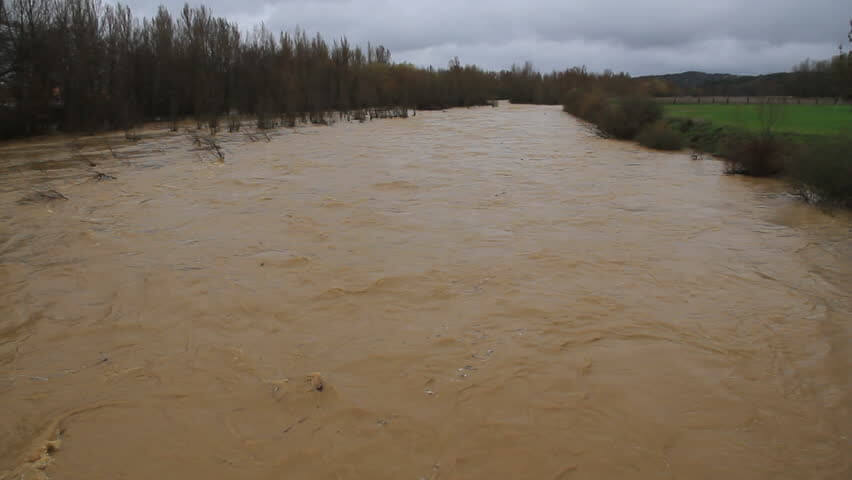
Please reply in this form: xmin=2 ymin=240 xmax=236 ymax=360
xmin=0 ymin=0 xmax=501 ymax=138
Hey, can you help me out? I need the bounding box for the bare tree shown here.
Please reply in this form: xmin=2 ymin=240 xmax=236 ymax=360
xmin=0 ymin=0 xmax=504 ymax=139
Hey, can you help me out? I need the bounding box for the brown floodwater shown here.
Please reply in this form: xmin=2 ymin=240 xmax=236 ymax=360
xmin=1 ymin=104 xmax=850 ymax=479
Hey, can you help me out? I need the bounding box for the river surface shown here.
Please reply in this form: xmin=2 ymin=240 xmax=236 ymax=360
xmin=1 ymin=104 xmax=850 ymax=479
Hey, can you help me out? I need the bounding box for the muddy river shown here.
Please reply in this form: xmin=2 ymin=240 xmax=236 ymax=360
xmin=1 ymin=104 xmax=850 ymax=479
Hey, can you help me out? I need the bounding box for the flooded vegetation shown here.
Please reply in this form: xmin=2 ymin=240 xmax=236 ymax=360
xmin=1 ymin=104 xmax=851 ymax=479
xmin=0 ymin=1 xmax=499 ymax=139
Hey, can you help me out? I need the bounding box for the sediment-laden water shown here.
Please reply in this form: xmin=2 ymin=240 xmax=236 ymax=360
xmin=1 ymin=104 xmax=850 ymax=479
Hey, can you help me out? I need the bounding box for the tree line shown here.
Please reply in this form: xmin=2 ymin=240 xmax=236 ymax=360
xmin=496 ymin=62 xmax=654 ymax=105
xmin=0 ymin=0 xmax=501 ymax=138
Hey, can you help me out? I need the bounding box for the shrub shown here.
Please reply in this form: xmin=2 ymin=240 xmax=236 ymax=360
xmin=564 ymin=92 xmax=662 ymax=140
xmin=562 ymin=88 xmax=607 ymax=123
xmin=576 ymin=92 xmax=607 ymax=122
xmin=636 ymin=122 xmax=684 ymax=150
xmin=618 ymin=95 xmax=663 ymax=129
xmin=596 ymin=98 xmax=657 ymax=139
xmin=787 ymin=138 xmax=852 ymax=207
xmin=721 ymin=134 xmax=786 ymax=176
xmin=596 ymin=104 xmax=638 ymax=139
xmin=562 ymin=89 xmax=584 ymax=113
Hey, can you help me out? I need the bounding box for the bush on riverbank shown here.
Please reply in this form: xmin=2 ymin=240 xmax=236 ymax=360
xmin=665 ymin=117 xmax=731 ymax=155
xmin=563 ymin=91 xmax=664 ymax=141
xmin=787 ymin=138 xmax=852 ymax=207
xmin=636 ymin=121 xmax=684 ymax=150
xmin=561 ymin=89 xmax=607 ymax=123
xmin=721 ymin=134 xmax=787 ymax=176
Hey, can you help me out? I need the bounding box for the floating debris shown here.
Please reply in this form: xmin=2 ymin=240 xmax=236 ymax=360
xmin=306 ymin=372 xmax=324 ymax=391
xmin=282 ymin=416 xmax=308 ymax=433
xmin=94 ymin=172 xmax=116 ymax=181
xmin=471 ymin=348 xmax=495 ymax=361
xmin=264 ymin=377 xmax=289 ymax=393
xmin=18 ymin=189 xmax=68 ymax=204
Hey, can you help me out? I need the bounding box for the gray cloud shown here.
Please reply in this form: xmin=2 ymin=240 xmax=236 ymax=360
xmin=121 ymin=0 xmax=851 ymax=75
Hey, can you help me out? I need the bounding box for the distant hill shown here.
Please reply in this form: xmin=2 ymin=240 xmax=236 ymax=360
xmin=640 ymin=71 xmax=742 ymax=90
xmin=637 ymin=71 xmax=824 ymax=97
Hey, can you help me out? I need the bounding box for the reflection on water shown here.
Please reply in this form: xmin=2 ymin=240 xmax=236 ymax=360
xmin=1 ymin=104 xmax=850 ymax=479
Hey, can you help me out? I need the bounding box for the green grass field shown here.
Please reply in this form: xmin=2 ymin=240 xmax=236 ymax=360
xmin=663 ymin=104 xmax=852 ymax=136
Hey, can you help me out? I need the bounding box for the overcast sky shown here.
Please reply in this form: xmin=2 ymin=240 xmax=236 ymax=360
xmin=122 ymin=0 xmax=850 ymax=75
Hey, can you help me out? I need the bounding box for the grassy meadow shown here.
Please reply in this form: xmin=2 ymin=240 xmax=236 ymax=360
xmin=663 ymin=104 xmax=852 ymax=136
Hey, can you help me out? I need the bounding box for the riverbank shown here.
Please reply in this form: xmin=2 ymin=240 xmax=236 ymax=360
xmin=561 ymin=94 xmax=852 ymax=208
xmin=663 ymin=113 xmax=852 ymax=208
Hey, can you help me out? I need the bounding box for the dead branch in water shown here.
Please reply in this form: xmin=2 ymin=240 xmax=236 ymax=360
xmin=228 ymin=114 xmax=242 ymax=132
xmin=188 ymin=131 xmax=202 ymax=146
xmin=18 ymin=189 xmax=68 ymax=204
xmin=187 ymin=132 xmax=224 ymax=161
xmin=106 ymin=140 xmax=117 ymax=159
xmin=124 ymin=128 xmax=140 ymax=141
xmin=204 ymin=137 xmax=225 ymax=161
xmin=208 ymin=115 xmax=220 ymax=135
xmin=365 ymin=106 xmax=409 ymax=120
